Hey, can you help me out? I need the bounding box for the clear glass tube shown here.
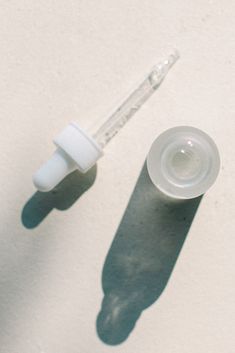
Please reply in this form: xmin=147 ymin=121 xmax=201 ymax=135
xmin=93 ymin=51 xmax=179 ymax=148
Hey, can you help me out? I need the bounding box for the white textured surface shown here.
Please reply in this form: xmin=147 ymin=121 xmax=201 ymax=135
xmin=0 ymin=1 xmax=235 ymax=352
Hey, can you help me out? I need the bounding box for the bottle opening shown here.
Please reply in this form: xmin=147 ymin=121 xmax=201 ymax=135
xmin=170 ymin=145 xmax=201 ymax=180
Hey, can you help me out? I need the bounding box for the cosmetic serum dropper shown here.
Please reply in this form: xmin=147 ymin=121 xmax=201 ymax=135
xmin=33 ymin=51 xmax=179 ymax=192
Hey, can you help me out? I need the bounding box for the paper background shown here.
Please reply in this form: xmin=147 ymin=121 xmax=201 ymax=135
xmin=0 ymin=1 xmax=234 ymax=352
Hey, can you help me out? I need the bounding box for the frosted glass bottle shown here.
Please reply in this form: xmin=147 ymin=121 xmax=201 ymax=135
xmin=147 ymin=126 xmax=220 ymax=199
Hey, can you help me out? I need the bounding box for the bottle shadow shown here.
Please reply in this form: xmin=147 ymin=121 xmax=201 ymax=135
xmin=97 ymin=162 xmax=202 ymax=345
xmin=21 ymin=165 xmax=97 ymax=229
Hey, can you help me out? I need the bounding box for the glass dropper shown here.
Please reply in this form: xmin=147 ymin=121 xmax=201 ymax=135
xmin=33 ymin=51 xmax=179 ymax=192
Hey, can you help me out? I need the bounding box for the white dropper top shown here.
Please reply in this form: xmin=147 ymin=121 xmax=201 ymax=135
xmin=33 ymin=51 xmax=179 ymax=192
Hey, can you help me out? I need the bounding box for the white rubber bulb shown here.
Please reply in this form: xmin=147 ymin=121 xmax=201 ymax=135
xmin=33 ymin=149 xmax=76 ymax=192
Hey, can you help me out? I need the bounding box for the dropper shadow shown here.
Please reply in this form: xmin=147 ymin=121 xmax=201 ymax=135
xmin=21 ymin=165 xmax=97 ymax=229
xmin=97 ymin=162 xmax=202 ymax=345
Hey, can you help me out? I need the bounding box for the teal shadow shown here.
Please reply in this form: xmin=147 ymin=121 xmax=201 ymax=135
xmin=21 ymin=166 xmax=97 ymax=229
xmin=97 ymin=162 xmax=202 ymax=345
